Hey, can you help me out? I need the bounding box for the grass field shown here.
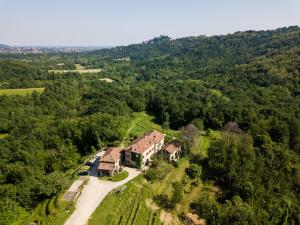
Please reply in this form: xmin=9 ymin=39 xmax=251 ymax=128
xmin=88 ymin=120 xmax=221 ymax=225
xmin=0 ymin=133 xmax=8 ymax=139
xmin=89 ymin=175 xmax=162 ymax=225
xmin=88 ymin=159 xmax=192 ymax=225
xmin=49 ymin=64 xmax=102 ymax=74
xmin=191 ymin=130 xmax=221 ymax=158
xmin=99 ymin=171 xmax=129 ymax=182
xmin=121 ymin=112 xmax=179 ymax=146
xmin=0 ymin=88 xmax=45 ymax=96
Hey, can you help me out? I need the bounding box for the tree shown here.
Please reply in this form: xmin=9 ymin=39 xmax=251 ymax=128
xmin=223 ymin=121 xmax=242 ymax=134
xmin=185 ymin=164 xmax=202 ymax=179
xmin=181 ymin=123 xmax=199 ymax=149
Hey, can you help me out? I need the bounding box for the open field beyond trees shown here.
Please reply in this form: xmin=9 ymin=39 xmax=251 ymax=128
xmin=49 ymin=64 xmax=102 ymax=74
xmin=121 ymin=112 xmax=179 ymax=147
xmin=0 ymin=87 xmax=45 ymax=96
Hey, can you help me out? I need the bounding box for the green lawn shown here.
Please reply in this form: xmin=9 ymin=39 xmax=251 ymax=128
xmin=111 ymin=171 xmax=129 ymax=182
xmin=49 ymin=64 xmax=102 ymax=74
xmin=121 ymin=112 xmax=179 ymax=146
xmin=0 ymin=88 xmax=45 ymax=96
xmin=88 ymin=128 xmax=222 ymax=225
xmin=99 ymin=171 xmax=129 ymax=182
xmin=191 ymin=130 xmax=221 ymax=158
xmin=0 ymin=133 xmax=8 ymax=139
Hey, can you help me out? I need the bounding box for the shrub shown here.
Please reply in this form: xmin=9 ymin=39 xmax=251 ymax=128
xmin=186 ymin=164 xmax=202 ymax=179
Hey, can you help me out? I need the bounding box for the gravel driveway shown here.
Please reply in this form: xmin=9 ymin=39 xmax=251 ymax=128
xmin=64 ymin=158 xmax=140 ymax=225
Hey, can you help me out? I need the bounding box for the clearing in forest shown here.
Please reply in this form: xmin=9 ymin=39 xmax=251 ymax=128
xmin=0 ymin=88 xmax=45 ymax=96
xmin=87 ymin=159 xmax=190 ymax=225
xmin=121 ymin=112 xmax=179 ymax=147
xmin=49 ymin=64 xmax=102 ymax=74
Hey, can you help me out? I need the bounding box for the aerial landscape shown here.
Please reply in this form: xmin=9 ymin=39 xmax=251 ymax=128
xmin=0 ymin=1 xmax=300 ymax=225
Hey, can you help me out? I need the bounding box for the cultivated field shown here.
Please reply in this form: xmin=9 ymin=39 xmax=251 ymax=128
xmin=88 ymin=176 xmax=163 ymax=225
xmin=88 ymin=159 xmax=196 ymax=225
xmin=25 ymin=194 xmax=74 ymax=225
xmin=49 ymin=64 xmax=102 ymax=74
xmin=0 ymin=88 xmax=45 ymax=96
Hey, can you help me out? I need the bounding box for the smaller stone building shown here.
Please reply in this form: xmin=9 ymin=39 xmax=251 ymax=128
xmin=98 ymin=147 xmax=122 ymax=176
xmin=161 ymin=140 xmax=182 ymax=162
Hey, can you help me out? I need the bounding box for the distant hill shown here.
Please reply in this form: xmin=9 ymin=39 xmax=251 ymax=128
xmin=93 ymin=26 xmax=300 ymax=62
xmin=0 ymin=44 xmax=10 ymax=49
xmin=91 ymin=26 xmax=300 ymax=82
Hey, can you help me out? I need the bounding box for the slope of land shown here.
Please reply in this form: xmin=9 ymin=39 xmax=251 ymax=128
xmin=1 ymin=26 xmax=300 ymax=225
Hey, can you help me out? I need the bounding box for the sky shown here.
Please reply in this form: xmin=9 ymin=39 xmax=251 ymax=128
xmin=1 ymin=0 xmax=300 ymax=46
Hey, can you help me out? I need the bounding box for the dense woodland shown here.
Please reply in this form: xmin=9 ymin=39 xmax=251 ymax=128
xmin=0 ymin=26 xmax=300 ymax=224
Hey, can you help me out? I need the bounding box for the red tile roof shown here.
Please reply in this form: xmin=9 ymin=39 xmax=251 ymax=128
xmin=100 ymin=147 xmax=122 ymax=163
xmin=127 ymin=130 xmax=164 ymax=154
xmin=164 ymin=140 xmax=182 ymax=154
xmin=98 ymin=162 xmax=115 ymax=171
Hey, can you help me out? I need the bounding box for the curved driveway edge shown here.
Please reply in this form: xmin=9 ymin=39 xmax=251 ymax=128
xmin=64 ymin=166 xmax=141 ymax=225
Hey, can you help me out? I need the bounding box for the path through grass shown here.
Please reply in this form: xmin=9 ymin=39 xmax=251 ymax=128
xmin=88 ymin=128 xmax=222 ymax=225
xmin=88 ymin=175 xmax=162 ymax=225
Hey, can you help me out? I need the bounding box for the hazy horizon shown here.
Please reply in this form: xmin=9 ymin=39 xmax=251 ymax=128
xmin=1 ymin=0 xmax=300 ymax=47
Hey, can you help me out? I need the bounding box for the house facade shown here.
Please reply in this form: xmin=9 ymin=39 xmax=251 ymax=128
xmin=125 ymin=130 xmax=165 ymax=168
xmin=98 ymin=147 xmax=122 ymax=176
xmin=161 ymin=140 xmax=182 ymax=162
xmin=98 ymin=130 xmax=166 ymax=176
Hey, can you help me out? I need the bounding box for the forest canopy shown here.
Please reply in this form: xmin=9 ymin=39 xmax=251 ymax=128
xmin=0 ymin=26 xmax=300 ymax=225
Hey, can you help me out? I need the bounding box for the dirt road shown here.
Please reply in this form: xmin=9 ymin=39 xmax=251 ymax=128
xmin=64 ymin=158 xmax=140 ymax=225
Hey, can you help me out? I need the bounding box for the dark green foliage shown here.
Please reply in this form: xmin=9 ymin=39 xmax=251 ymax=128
xmin=185 ymin=164 xmax=202 ymax=179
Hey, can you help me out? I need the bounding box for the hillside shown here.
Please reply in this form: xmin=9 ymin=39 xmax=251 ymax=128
xmin=93 ymin=26 xmax=300 ymax=66
xmin=0 ymin=26 xmax=299 ymax=225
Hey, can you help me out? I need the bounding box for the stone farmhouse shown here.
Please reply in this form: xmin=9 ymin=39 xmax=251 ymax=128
xmin=98 ymin=130 xmax=181 ymax=176
xmin=124 ymin=130 xmax=165 ymax=168
xmin=98 ymin=147 xmax=122 ymax=176
xmin=161 ymin=140 xmax=182 ymax=162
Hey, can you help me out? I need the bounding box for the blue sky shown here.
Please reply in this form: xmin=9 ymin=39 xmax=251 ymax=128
xmin=1 ymin=0 xmax=300 ymax=46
